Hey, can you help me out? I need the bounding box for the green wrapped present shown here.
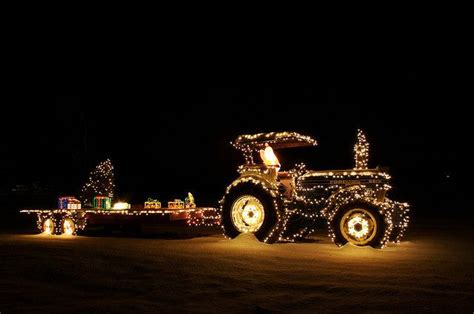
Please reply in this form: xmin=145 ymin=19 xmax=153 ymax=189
xmin=93 ymin=196 xmax=111 ymax=209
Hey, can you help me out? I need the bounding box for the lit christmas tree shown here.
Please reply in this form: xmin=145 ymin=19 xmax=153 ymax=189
xmin=80 ymin=159 xmax=115 ymax=206
xmin=354 ymin=129 xmax=369 ymax=170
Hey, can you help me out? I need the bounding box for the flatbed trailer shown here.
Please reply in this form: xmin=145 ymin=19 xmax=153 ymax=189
xmin=20 ymin=207 xmax=219 ymax=235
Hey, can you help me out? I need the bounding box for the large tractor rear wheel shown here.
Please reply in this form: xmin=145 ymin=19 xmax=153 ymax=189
xmin=221 ymin=182 xmax=284 ymax=243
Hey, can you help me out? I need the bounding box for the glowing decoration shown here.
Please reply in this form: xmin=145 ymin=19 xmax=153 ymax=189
xmin=112 ymin=202 xmax=131 ymax=210
xmin=231 ymin=195 xmax=265 ymax=233
xmin=354 ymin=129 xmax=369 ymax=170
xmin=220 ymin=176 xmax=285 ymax=243
xmin=22 ymin=206 xmax=221 ymax=236
xmin=144 ymin=198 xmax=161 ymax=209
xmin=93 ymin=196 xmax=111 ymax=209
xmin=31 ymin=211 xmax=85 ymax=236
xmin=58 ymin=196 xmax=71 ymax=209
xmin=80 ymin=159 xmax=115 ymax=207
xmin=42 ymin=218 xmax=54 ymax=235
xmin=340 ymin=208 xmax=377 ymax=245
xmin=58 ymin=196 xmax=81 ymax=209
xmin=259 ymin=144 xmax=280 ymax=170
xmin=232 ymin=132 xmax=317 ymax=164
xmin=58 ymin=197 xmax=81 ymax=210
xmin=19 ymin=129 xmax=410 ymax=249
xmin=67 ymin=199 xmax=81 ymax=209
xmin=347 ymin=216 xmax=369 ymax=238
xmin=185 ymin=192 xmax=196 ymax=208
xmin=168 ymin=199 xmax=184 ymax=209
xmin=321 ymin=185 xmax=410 ymax=248
xmin=62 ymin=218 xmax=76 ymax=235
xmin=220 ymin=131 xmax=410 ymax=248
xmin=187 ymin=208 xmax=220 ymax=227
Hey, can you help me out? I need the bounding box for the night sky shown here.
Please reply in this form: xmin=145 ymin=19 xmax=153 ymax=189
xmin=0 ymin=84 xmax=463 ymax=216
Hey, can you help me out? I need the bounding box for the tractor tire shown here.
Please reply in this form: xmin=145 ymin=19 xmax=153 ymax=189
xmin=332 ymin=201 xmax=386 ymax=248
xmin=221 ymin=182 xmax=284 ymax=243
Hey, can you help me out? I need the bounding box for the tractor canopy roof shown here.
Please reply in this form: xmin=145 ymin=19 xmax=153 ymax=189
xmin=232 ymin=132 xmax=317 ymax=151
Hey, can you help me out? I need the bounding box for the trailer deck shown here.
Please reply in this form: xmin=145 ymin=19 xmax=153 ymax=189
xmin=20 ymin=207 xmax=220 ymax=235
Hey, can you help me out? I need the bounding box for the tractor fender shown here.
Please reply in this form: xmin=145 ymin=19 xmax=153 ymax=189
xmin=221 ymin=174 xmax=280 ymax=202
xmin=322 ymin=185 xmax=392 ymax=248
xmin=321 ymin=185 xmax=381 ymax=222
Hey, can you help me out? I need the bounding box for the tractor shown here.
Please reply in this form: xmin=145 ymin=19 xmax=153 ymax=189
xmin=220 ymin=131 xmax=409 ymax=248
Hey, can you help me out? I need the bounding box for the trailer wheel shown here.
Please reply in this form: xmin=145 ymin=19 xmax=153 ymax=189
xmin=332 ymin=201 xmax=385 ymax=248
xmin=42 ymin=218 xmax=55 ymax=235
xmin=61 ymin=218 xmax=76 ymax=235
xmin=221 ymin=182 xmax=283 ymax=243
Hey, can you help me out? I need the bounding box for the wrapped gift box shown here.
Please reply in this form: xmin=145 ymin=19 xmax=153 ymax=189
xmin=144 ymin=198 xmax=161 ymax=209
xmin=112 ymin=202 xmax=131 ymax=209
xmin=168 ymin=199 xmax=184 ymax=209
xmin=93 ymin=196 xmax=111 ymax=209
xmin=67 ymin=199 xmax=82 ymax=209
xmin=58 ymin=196 xmax=81 ymax=210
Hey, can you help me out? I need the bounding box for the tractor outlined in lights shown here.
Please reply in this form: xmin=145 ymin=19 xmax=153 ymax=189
xmin=220 ymin=131 xmax=409 ymax=248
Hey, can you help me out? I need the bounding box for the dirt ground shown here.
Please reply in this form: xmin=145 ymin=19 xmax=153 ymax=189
xmin=1 ymin=221 xmax=473 ymax=313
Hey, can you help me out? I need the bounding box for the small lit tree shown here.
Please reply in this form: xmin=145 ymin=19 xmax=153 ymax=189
xmin=354 ymin=129 xmax=369 ymax=170
xmin=80 ymin=159 xmax=115 ymax=206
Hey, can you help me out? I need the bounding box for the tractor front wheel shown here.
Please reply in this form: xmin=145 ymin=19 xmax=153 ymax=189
xmin=332 ymin=201 xmax=386 ymax=248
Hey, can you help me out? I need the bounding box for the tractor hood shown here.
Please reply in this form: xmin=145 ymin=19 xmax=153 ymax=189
xmin=298 ymin=169 xmax=391 ymax=186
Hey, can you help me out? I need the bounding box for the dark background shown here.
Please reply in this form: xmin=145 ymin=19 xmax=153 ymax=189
xmin=0 ymin=83 xmax=464 ymax=229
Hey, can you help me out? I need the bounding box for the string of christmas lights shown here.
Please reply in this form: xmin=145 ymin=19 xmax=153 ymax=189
xmin=20 ymin=129 xmax=409 ymax=249
xmin=22 ymin=206 xmax=221 ymax=235
xmin=220 ymin=130 xmax=410 ymax=248
xmin=232 ymin=132 xmax=317 ymax=165
xmin=80 ymin=159 xmax=115 ymax=206
xmin=354 ymin=129 xmax=369 ymax=170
